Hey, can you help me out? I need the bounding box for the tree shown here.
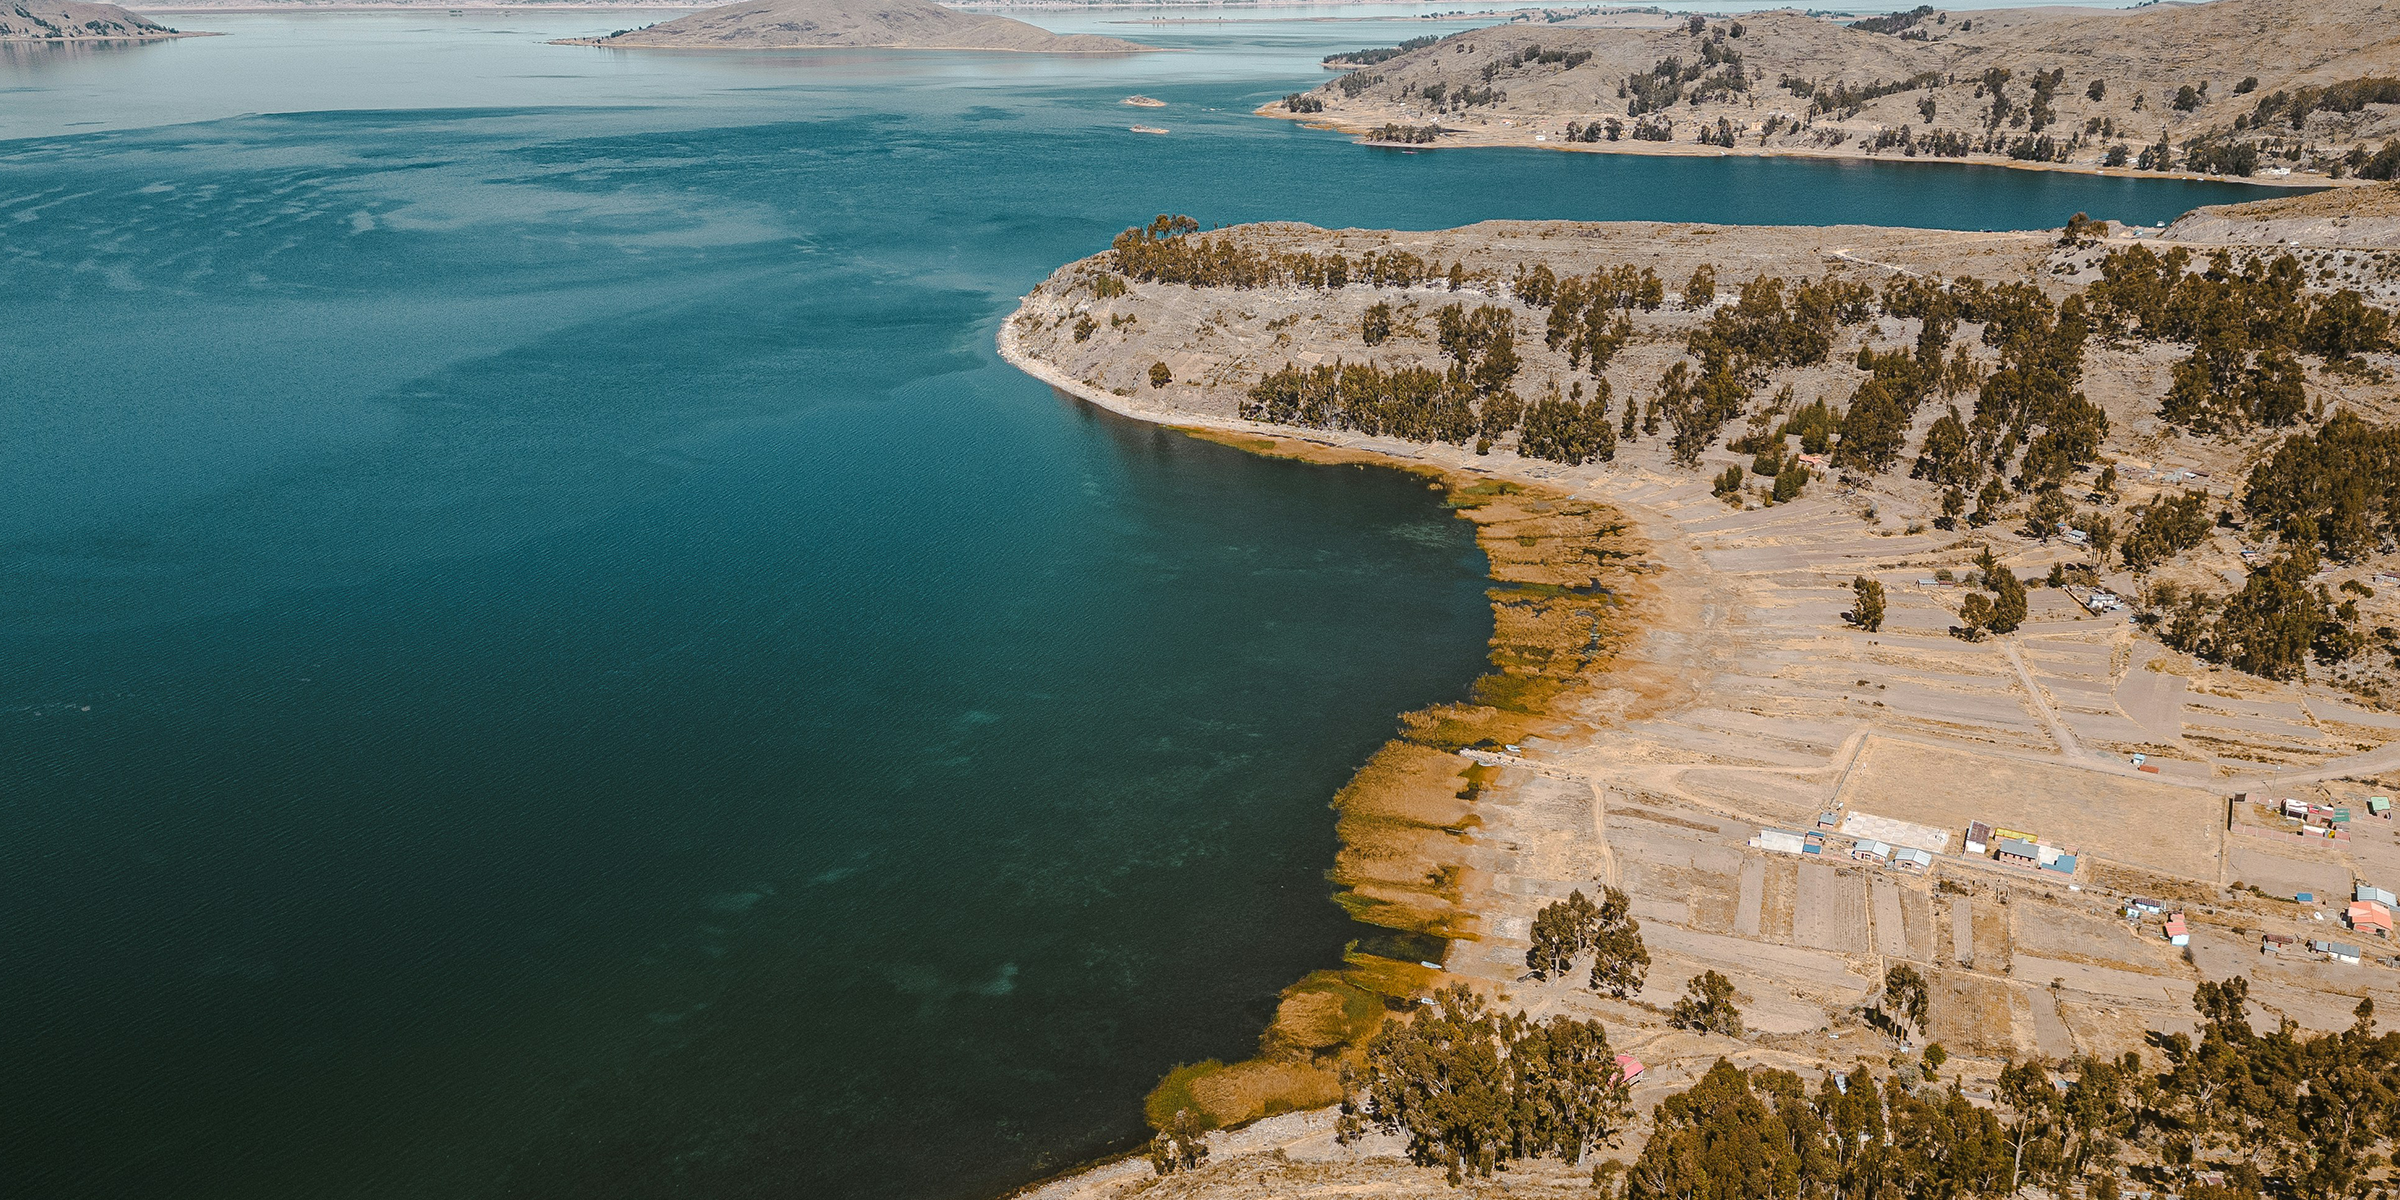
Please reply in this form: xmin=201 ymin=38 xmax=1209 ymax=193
xmin=1361 ymin=301 xmax=1394 ymax=345
xmin=1912 ymin=407 xmax=1976 ymax=487
xmin=1881 ymin=964 xmax=1930 ymax=1037
xmin=1667 ymin=970 xmax=1743 ymax=1036
xmin=1983 ymin=553 xmax=2028 ymax=633
xmin=1526 ymin=889 xmax=1600 ymax=979
xmin=1682 ymin=264 xmax=1716 ymax=310
xmin=1969 ymin=477 xmax=2010 ymax=528
xmin=1958 ymin=592 xmax=1994 ymax=639
xmin=1851 ymin=575 xmax=1886 ymax=632
xmin=1587 ymin=886 xmax=1649 ymax=999
xmin=1148 ymin=361 xmax=1172 ymax=389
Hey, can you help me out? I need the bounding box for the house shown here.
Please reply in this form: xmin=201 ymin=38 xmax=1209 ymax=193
xmin=2263 ymin=933 xmax=2296 ymax=953
xmin=2165 ymin=914 xmax=2189 ymax=946
xmin=2283 ymin=798 xmax=2311 ymax=820
xmin=2358 ymin=884 xmax=2396 ymax=907
xmin=1994 ymin=837 xmax=2039 ymax=866
xmin=1752 ymin=829 xmax=1808 ymax=855
xmin=1893 ymin=846 xmax=1934 ymax=872
xmin=1852 ymin=838 xmax=1891 ymax=863
xmin=1816 ymin=811 xmax=1840 ymax=828
xmin=2350 ymin=901 xmax=2393 ymax=939
xmin=2128 ymin=897 xmax=2166 ymax=915
xmin=1614 ymin=1054 xmax=1645 ymax=1084
xmin=2042 ymin=853 xmax=2079 ymax=875
xmin=1965 ymin=821 xmax=1993 ymax=855
xmin=2371 ymin=797 xmax=2392 ymax=818
xmin=2316 ymin=940 xmax=2364 ymax=965
xmin=1994 ymin=827 xmax=2036 ymax=845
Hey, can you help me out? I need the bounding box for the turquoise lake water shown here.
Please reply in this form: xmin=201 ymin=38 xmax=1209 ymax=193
xmin=0 ymin=9 xmax=2266 ymax=1198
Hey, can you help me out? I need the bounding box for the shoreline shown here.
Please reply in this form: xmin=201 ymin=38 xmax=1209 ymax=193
xmin=997 ymin=305 xmax=1653 ymax=1195
xmin=1255 ymin=104 xmax=2358 ymax=192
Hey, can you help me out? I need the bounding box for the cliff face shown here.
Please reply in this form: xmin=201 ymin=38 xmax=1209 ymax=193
xmin=1 ymin=1 xmax=184 ymax=41
xmin=575 ymin=0 xmax=1149 ymax=53
xmin=1292 ymin=0 xmax=2400 ymax=179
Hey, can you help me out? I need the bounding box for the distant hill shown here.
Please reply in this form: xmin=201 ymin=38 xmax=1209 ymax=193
xmin=1 ymin=0 xmax=192 ymax=40
xmin=1282 ymin=0 xmax=2400 ymax=182
xmin=562 ymin=0 xmax=1151 ymax=53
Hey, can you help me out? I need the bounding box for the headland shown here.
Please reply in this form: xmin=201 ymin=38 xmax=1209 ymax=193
xmin=999 ymin=191 xmax=2400 ymax=1197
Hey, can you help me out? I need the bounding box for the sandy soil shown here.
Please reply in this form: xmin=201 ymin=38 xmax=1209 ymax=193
xmin=995 ymin=216 xmax=2400 ymax=1198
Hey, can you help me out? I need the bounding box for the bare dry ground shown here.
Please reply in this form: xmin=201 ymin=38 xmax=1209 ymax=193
xmin=1271 ymin=0 xmax=2400 ymax=185
xmin=998 ymin=216 xmax=2400 ymax=1198
xmin=2167 ymin=180 xmax=2400 ymax=247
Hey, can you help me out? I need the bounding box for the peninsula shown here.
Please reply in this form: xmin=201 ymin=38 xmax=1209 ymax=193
xmin=1271 ymin=0 xmax=2400 ymax=186
xmin=1003 ymin=189 xmax=2400 ymax=1198
xmin=1 ymin=0 xmax=200 ymax=40
xmin=553 ymin=0 xmax=1150 ymax=52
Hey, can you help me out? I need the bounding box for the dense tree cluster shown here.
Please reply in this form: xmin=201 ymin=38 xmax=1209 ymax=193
xmin=2245 ymin=411 xmax=2400 ymax=562
xmin=1361 ymin=984 xmax=1634 ymax=1184
xmin=1625 ymin=1059 xmax=2010 ymax=1200
xmin=1244 ymin=361 xmax=1485 ymax=443
xmin=1787 ymin=71 xmax=1945 ymax=121
xmin=1322 ymin=34 xmax=1436 ymax=67
xmin=2248 ymin=75 xmax=2400 ymax=131
xmin=1368 ymin=123 xmax=1442 ymax=144
xmin=1523 ymin=886 xmax=1648 ymax=996
xmin=1110 ymin=216 xmax=1457 ymax=291
xmin=1848 ymin=4 xmax=1933 ymax=35
xmin=2087 ymin=244 xmax=2393 ymax=432
xmin=2118 ymin=489 xmax=2211 ymax=572
xmin=1519 ymin=380 xmax=1618 ymax=466
xmin=1603 ymin=977 xmax=2400 ymax=1199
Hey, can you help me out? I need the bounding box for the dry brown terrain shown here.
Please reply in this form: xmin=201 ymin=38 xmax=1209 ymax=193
xmin=1271 ymin=0 xmax=2400 ymax=185
xmin=2167 ymin=179 xmax=2400 ymax=246
xmin=553 ymin=0 xmax=1148 ymax=51
xmin=1000 ymin=214 xmax=2400 ymax=1199
xmin=0 ymin=0 xmax=198 ymax=39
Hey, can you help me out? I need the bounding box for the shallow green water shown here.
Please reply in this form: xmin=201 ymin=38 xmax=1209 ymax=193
xmin=0 ymin=9 xmax=2269 ymax=1198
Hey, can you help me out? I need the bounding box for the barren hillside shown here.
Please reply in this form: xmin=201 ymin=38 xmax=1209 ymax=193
xmin=559 ymin=0 xmax=1149 ymax=52
xmin=2166 ymin=180 xmax=2400 ymax=246
xmin=1279 ymin=0 xmax=2400 ymax=183
xmin=0 ymin=0 xmax=189 ymax=40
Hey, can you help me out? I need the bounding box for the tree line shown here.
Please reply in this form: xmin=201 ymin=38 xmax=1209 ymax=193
xmin=1323 ymin=972 xmax=2400 ymax=1199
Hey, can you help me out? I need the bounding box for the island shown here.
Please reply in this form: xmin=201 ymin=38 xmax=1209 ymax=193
xmin=552 ymin=0 xmax=1151 ymax=53
xmin=1270 ymin=0 xmax=2400 ymax=185
xmin=1004 ymin=186 xmax=2400 ymax=1199
xmin=1 ymin=0 xmax=202 ymax=41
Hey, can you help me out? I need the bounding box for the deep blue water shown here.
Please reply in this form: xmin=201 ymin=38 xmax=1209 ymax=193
xmin=0 ymin=10 xmax=2269 ymax=1199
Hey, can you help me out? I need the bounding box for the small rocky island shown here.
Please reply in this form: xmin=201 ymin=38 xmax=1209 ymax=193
xmin=556 ymin=0 xmax=1151 ymax=54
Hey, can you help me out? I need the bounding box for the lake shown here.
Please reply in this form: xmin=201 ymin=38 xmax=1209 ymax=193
xmin=0 ymin=8 xmax=2265 ymax=1198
